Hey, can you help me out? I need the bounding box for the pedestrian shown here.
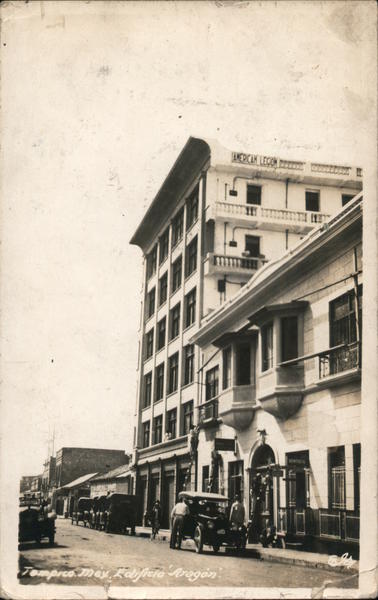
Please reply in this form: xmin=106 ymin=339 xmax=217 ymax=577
xmin=170 ymin=496 xmax=189 ymax=550
xmin=150 ymin=500 xmax=161 ymax=540
xmin=229 ymin=494 xmax=246 ymax=528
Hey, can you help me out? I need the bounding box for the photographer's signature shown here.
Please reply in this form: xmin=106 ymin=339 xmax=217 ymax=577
xmin=327 ymin=553 xmax=356 ymax=569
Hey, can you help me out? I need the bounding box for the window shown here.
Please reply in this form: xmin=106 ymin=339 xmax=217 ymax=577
xmin=153 ymin=415 xmax=163 ymax=445
xmin=223 ymin=347 xmax=231 ymax=389
xmin=328 ymin=446 xmax=346 ymax=509
xmin=281 ymin=316 xmax=298 ymax=362
xmin=286 ymin=451 xmax=310 ymax=509
xmin=247 ymin=184 xmax=261 ymax=205
xmin=166 ymin=408 xmax=177 ymax=439
xmin=183 ymin=344 xmax=195 ymax=386
xmin=146 ymin=246 xmax=157 ymax=280
xmin=205 ymin=366 xmax=219 ymax=400
xmin=184 ymin=287 xmax=196 ymax=328
xmin=145 ymin=329 xmax=154 ymax=359
xmin=171 ymin=208 xmax=184 ymax=248
xmin=342 ymin=194 xmax=355 ymax=207
xmin=159 ymin=228 xmax=169 ymax=264
xmin=143 ymin=372 xmax=152 ymax=408
xmin=168 ymin=352 xmax=179 ymax=394
xmin=202 ymin=465 xmax=210 ymax=492
xmin=228 ymin=460 xmax=244 ymax=500
xmin=156 ymin=317 xmax=166 ymax=351
xmin=353 ymin=443 xmax=361 ymax=511
xmin=158 ymin=272 xmax=168 ymax=306
xmin=245 ymin=235 xmax=260 ymax=258
xmin=142 ymin=421 xmax=150 ymax=448
xmin=261 ymin=322 xmax=274 ymax=371
xmin=146 ymin=287 xmax=155 ymax=319
xmin=305 ymin=190 xmax=319 ymax=212
xmin=236 ymin=342 xmax=251 ymax=385
xmin=330 ymin=286 xmax=362 ymax=346
xmin=171 ymin=256 xmax=182 ymax=293
xmin=186 ymin=187 xmax=199 ymax=230
xmin=185 ymin=236 xmax=198 ymax=277
xmin=170 ymin=303 xmax=181 ymax=340
xmin=182 ymin=400 xmax=194 ymax=435
xmin=155 ymin=363 xmax=164 ymax=402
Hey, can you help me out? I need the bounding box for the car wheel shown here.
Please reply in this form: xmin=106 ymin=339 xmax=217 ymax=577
xmin=213 ymin=545 xmax=220 ymax=554
xmin=194 ymin=526 xmax=203 ymax=554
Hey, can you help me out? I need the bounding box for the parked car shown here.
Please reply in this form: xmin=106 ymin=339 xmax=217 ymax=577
xmin=71 ymin=497 xmax=92 ymax=527
xmin=103 ymin=493 xmax=137 ymax=535
xmin=19 ymin=503 xmax=56 ymax=545
xmin=178 ymin=491 xmax=247 ymax=554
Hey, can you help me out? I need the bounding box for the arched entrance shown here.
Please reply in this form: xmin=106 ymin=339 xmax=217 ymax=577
xmin=249 ymin=444 xmax=276 ymax=542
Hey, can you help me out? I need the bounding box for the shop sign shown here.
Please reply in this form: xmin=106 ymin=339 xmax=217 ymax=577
xmin=214 ymin=438 xmax=235 ymax=452
xmin=232 ymin=152 xmax=304 ymax=171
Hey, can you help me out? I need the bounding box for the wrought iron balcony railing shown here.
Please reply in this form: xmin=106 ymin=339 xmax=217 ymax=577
xmin=198 ymin=398 xmax=219 ymax=422
xmin=318 ymin=341 xmax=361 ymax=379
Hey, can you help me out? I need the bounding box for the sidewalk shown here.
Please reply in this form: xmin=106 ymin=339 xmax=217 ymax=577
xmin=134 ymin=527 xmax=359 ymax=574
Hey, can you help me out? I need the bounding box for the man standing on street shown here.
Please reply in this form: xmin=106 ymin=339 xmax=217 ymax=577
xmin=229 ymin=494 xmax=246 ymax=528
xmin=170 ymin=497 xmax=189 ymax=549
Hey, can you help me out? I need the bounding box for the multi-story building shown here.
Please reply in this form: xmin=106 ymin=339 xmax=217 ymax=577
xmin=129 ymin=136 xmax=362 ymax=529
xmin=192 ymin=193 xmax=362 ymax=556
xmin=53 ymin=447 xmax=127 ymax=514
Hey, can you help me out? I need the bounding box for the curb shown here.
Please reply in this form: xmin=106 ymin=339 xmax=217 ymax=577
xmin=134 ymin=527 xmax=358 ymax=574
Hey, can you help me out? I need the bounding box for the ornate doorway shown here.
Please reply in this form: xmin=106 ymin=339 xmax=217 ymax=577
xmin=249 ymin=444 xmax=275 ymax=542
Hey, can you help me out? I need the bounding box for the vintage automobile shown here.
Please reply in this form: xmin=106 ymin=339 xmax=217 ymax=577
xmin=178 ymin=491 xmax=247 ymax=554
xmin=71 ymin=497 xmax=92 ymax=527
xmin=103 ymin=493 xmax=137 ymax=535
xmin=19 ymin=503 xmax=56 ymax=545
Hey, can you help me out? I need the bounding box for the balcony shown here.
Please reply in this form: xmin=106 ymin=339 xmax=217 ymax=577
xmin=257 ymin=364 xmax=304 ymax=420
xmin=317 ymin=342 xmax=361 ymax=388
xmin=204 ymin=252 xmax=267 ymax=277
xmin=198 ymin=398 xmax=220 ymax=428
xmin=218 ymin=384 xmax=257 ymax=430
xmin=214 ymin=202 xmax=330 ymax=233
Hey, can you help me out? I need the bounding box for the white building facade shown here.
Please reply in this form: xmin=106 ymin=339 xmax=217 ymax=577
xmin=129 ymin=136 xmax=362 ymax=531
xmin=192 ymin=195 xmax=362 ymax=556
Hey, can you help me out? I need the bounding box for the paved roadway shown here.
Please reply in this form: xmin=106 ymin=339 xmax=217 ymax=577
xmin=19 ymin=518 xmax=358 ymax=590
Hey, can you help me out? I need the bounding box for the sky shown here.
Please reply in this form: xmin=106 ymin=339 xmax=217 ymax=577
xmin=1 ymin=0 xmax=376 ymax=476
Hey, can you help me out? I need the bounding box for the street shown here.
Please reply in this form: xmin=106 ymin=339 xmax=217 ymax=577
xmin=18 ymin=518 xmax=358 ymax=589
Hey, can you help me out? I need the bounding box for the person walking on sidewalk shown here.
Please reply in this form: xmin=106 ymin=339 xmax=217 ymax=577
xmin=170 ymin=497 xmax=189 ymax=549
xmin=150 ymin=500 xmax=162 ymax=540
